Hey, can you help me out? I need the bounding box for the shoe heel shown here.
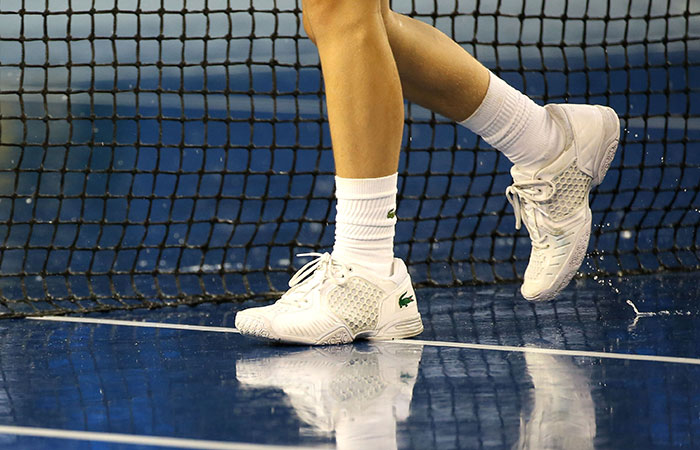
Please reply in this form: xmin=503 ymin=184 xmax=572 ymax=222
xmin=593 ymin=106 xmax=621 ymax=186
xmin=370 ymin=314 xmax=424 ymax=340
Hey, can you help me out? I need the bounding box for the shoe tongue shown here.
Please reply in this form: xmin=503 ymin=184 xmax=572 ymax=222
xmin=303 ymin=266 xmax=327 ymax=288
xmin=516 ymin=187 xmax=560 ymax=238
xmin=510 ymin=164 xmax=532 ymax=182
xmin=286 ymin=264 xmax=324 ymax=295
xmin=511 ymin=139 xmax=574 ymax=183
xmin=520 ymin=204 xmax=542 ymax=237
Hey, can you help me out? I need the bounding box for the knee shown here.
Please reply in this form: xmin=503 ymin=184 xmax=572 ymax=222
xmin=302 ymin=0 xmax=382 ymax=45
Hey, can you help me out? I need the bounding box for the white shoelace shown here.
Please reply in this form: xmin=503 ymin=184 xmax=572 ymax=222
xmin=279 ymin=253 xmax=351 ymax=307
xmin=505 ymin=180 xmax=556 ymax=250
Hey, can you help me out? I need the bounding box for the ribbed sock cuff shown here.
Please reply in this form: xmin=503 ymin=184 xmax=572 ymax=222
xmin=332 ymin=173 xmax=398 ymax=276
xmin=458 ymin=71 xmax=564 ymax=171
xmin=334 ymin=172 xmax=398 ymax=199
xmin=460 ymin=71 xmax=512 ymax=135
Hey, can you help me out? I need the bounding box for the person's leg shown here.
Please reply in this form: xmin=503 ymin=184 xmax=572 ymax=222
xmin=378 ymin=2 xmax=620 ymax=301
xmin=235 ymin=0 xmax=423 ymax=345
xmin=378 ymin=0 xmax=489 ymax=122
xmin=378 ymin=2 xmax=566 ymax=174
xmin=304 ymin=0 xmax=402 ymax=178
xmin=303 ymin=0 xmax=403 ymax=277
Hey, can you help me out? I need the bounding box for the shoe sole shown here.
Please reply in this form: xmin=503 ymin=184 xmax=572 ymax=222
xmin=236 ymin=306 xmax=424 ymax=346
xmin=235 ymin=315 xmax=277 ymax=341
xmin=365 ymin=315 xmax=424 ymax=341
xmin=523 ymin=106 xmax=620 ymax=301
xmin=311 ymin=313 xmax=424 ymax=345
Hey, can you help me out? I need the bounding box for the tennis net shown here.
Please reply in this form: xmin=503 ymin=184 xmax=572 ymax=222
xmin=0 ymin=0 xmax=698 ymax=316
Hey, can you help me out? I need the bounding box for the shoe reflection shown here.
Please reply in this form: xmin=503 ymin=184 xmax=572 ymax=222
xmin=236 ymin=342 xmax=423 ymax=450
xmin=517 ymin=351 xmax=596 ymax=450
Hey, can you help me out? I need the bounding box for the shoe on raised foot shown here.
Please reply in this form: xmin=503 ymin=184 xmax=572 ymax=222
xmin=235 ymin=253 xmax=424 ymax=345
xmin=506 ymin=104 xmax=620 ymax=301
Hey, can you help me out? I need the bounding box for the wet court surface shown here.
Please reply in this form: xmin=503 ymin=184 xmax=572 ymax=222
xmin=0 ymin=272 xmax=696 ymax=449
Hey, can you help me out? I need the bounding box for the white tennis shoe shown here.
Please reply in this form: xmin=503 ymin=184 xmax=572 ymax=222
xmin=235 ymin=253 xmax=424 ymax=345
xmin=506 ymin=104 xmax=620 ymax=301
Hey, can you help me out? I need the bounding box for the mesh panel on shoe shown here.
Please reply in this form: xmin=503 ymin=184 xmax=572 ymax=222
xmin=328 ymin=278 xmax=383 ymax=335
xmin=544 ymin=160 xmax=592 ymax=221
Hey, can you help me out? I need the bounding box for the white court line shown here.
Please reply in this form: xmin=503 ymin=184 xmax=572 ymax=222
xmin=28 ymin=316 xmax=240 ymax=334
xmin=0 ymin=425 xmax=321 ymax=450
xmin=393 ymin=339 xmax=700 ymax=366
xmin=27 ymin=316 xmax=700 ymax=366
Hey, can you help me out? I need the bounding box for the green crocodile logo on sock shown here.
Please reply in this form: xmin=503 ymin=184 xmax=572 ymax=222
xmin=387 ymin=209 xmax=396 ymax=219
xmin=398 ymin=292 xmax=414 ymax=308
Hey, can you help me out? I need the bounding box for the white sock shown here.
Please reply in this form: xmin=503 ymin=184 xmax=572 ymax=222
xmin=332 ymin=173 xmax=397 ymax=277
xmin=460 ymin=71 xmax=566 ymax=173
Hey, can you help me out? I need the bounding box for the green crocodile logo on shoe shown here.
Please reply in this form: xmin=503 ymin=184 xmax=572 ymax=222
xmin=387 ymin=208 xmax=396 ymax=219
xmin=398 ymin=292 xmax=414 ymax=308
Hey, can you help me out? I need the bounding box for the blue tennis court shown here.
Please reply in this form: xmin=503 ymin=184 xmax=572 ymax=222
xmin=0 ymin=272 xmax=696 ymax=448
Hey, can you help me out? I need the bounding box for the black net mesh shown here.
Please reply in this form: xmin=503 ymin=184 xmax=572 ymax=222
xmin=0 ymin=0 xmax=698 ymax=316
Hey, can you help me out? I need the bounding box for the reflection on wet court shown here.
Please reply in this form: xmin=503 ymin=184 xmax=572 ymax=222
xmin=0 ymin=273 xmax=696 ymax=448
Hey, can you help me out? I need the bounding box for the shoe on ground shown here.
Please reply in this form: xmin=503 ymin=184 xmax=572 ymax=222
xmin=506 ymin=104 xmax=620 ymax=301
xmin=235 ymin=253 xmax=424 ymax=345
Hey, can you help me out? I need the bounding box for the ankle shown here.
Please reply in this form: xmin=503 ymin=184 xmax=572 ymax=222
xmin=460 ymin=72 xmax=566 ymax=170
xmin=332 ymin=247 xmax=394 ymax=277
xmin=333 ymin=173 xmax=398 ymax=278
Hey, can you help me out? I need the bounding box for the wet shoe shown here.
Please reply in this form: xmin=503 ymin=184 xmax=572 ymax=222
xmin=506 ymin=104 xmax=620 ymax=301
xmin=235 ymin=253 xmax=424 ymax=345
